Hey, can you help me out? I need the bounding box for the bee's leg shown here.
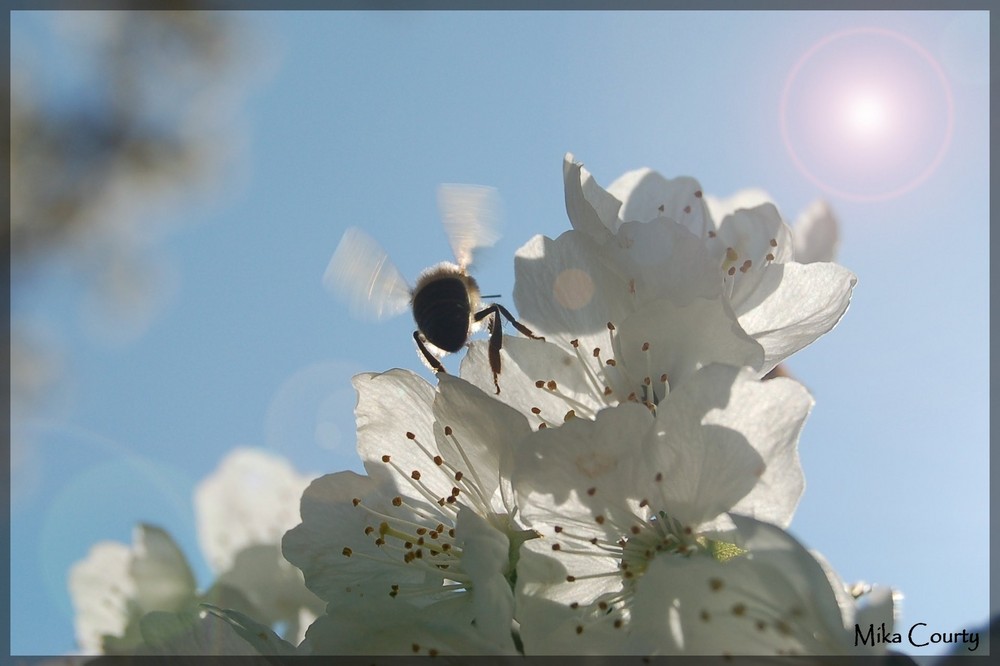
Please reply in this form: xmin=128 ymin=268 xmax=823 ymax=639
xmin=493 ymin=303 xmax=544 ymax=341
xmin=413 ymin=331 xmax=447 ymax=374
xmin=473 ymin=306 xmax=503 ymax=394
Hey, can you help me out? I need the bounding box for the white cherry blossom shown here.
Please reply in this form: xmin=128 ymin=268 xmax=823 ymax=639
xmin=507 ymin=364 xmax=814 ymax=653
xmin=282 ymin=369 xmax=535 ymax=654
xmin=513 ymin=154 xmax=856 ymax=378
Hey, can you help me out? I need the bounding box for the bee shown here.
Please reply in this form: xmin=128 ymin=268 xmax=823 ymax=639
xmin=323 ymin=184 xmax=543 ymax=394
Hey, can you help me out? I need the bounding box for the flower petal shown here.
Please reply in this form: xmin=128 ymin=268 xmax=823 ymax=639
xmin=513 ymin=231 xmax=629 ymax=343
xmin=433 ymin=372 xmax=530 ymax=512
xmin=514 ymin=402 xmax=654 ymax=533
xmin=563 ymin=153 xmax=617 ymax=241
xmin=736 ymin=262 xmax=857 ymax=372
xmin=301 ymin=597 xmax=517 ymax=655
xmin=616 ymin=297 xmax=765 ymax=389
xmin=607 ymin=167 xmax=710 ymax=238
xmin=194 ymin=448 xmax=314 ymax=574
xmin=281 ymin=471 xmax=432 ymax=606
xmin=130 ymin=524 xmax=197 ymax=614
xmin=792 ymin=199 xmax=840 ymax=263
xmin=454 ymin=507 xmax=517 ymax=653
xmin=648 ymin=365 xmax=765 ymax=527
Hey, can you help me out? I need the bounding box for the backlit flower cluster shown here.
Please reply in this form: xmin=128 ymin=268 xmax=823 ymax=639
xmin=70 ymin=154 xmax=896 ymax=656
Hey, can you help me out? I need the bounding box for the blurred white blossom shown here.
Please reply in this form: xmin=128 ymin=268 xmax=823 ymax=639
xmin=68 ymin=448 xmax=321 ymax=655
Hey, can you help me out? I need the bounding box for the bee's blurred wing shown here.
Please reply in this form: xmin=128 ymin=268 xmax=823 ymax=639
xmin=438 ymin=184 xmax=501 ymax=269
xmin=323 ymin=227 xmax=411 ymax=321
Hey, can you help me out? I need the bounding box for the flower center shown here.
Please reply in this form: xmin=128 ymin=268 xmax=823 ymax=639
xmin=345 ymin=425 xmax=530 ymax=600
xmin=524 ymin=322 xmax=671 ymax=430
xmin=713 ymin=234 xmax=780 ymax=302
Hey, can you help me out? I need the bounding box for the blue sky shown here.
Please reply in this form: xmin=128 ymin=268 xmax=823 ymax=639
xmin=9 ymin=10 xmax=990 ymax=656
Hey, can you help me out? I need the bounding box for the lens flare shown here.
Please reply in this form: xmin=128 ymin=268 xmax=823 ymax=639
xmin=781 ymin=27 xmax=954 ymax=202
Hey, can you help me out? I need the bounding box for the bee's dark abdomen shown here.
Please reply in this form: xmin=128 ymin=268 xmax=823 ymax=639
xmin=412 ymin=276 xmax=472 ymax=352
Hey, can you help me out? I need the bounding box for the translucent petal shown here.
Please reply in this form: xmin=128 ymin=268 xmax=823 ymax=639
xmin=736 ymin=262 xmax=858 ymax=373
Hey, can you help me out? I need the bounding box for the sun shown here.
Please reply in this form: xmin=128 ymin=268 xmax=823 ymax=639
xmin=843 ymin=91 xmax=889 ymax=137
xmin=780 ymin=27 xmax=953 ymax=202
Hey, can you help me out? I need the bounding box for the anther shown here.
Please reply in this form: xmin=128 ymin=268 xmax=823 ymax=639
xmin=444 ymin=426 xmax=453 ymax=436
xmin=406 ymin=432 xmax=416 ymax=440
xmin=454 ymin=471 xmax=463 ymax=481
xmin=535 ymin=380 xmax=545 ymax=388
xmin=769 ymin=238 xmax=778 ymax=247
xmin=606 ymin=322 xmax=616 ymax=331
xmin=547 ymin=380 xmax=558 ymax=390
xmin=342 ymin=547 xmax=352 ymax=557
xmin=433 ymin=455 xmax=443 ymax=465
xmin=740 ymin=259 xmax=752 ymax=273
xmin=392 ymin=496 xmax=403 ymax=506
xmin=531 ymin=407 xmax=541 ymax=414
xmin=570 ymin=339 xmax=580 ymax=348
xmin=411 ymin=470 xmax=421 ymax=480
xmin=586 ymin=487 xmax=596 ymax=496
xmin=352 ymin=498 xmax=362 ymax=507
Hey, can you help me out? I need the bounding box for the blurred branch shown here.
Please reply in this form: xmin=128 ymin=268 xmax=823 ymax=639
xmin=8 ymin=9 xmax=260 ymax=438
xmin=10 ymin=10 xmax=251 ymax=281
